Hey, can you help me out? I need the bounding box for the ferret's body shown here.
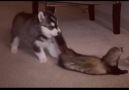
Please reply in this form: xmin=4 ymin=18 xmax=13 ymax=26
xmin=55 ymin=34 xmax=128 ymax=75
xmin=59 ymin=49 xmax=107 ymax=75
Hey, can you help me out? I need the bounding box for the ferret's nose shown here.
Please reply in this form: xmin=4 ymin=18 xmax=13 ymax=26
xmin=120 ymin=47 xmax=123 ymax=52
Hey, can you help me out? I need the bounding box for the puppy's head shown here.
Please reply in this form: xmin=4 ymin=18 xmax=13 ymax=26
xmin=38 ymin=11 xmax=61 ymax=38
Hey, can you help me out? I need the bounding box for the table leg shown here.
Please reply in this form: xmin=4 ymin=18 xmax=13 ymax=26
xmin=112 ymin=2 xmax=121 ymax=34
xmin=32 ymin=1 xmax=39 ymax=15
xmin=88 ymin=5 xmax=95 ymax=21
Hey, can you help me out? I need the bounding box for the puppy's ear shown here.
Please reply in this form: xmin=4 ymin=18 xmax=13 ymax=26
xmin=38 ymin=11 xmax=45 ymax=22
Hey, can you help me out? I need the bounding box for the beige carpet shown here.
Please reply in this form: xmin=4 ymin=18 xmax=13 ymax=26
xmin=0 ymin=1 xmax=129 ymax=88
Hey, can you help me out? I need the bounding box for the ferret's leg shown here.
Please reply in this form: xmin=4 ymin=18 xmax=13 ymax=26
xmin=109 ymin=66 xmax=128 ymax=75
xmin=33 ymin=43 xmax=47 ymax=63
xmin=11 ymin=36 xmax=20 ymax=53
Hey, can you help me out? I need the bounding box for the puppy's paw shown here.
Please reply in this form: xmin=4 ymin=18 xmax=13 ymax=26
xmin=37 ymin=55 xmax=48 ymax=63
xmin=11 ymin=47 xmax=18 ymax=54
xmin=39 ymin=58 xmax=48 ymax=63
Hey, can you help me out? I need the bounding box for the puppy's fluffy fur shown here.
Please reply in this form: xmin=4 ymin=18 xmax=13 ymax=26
xmin=10 ymin=11 xmax=61 ymax=63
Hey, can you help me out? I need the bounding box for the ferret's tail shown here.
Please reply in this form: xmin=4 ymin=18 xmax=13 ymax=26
xmin=55 ymin=33 xmax=68 ymax=54
xmin=55 ymin=33 xmax=82 ymax=56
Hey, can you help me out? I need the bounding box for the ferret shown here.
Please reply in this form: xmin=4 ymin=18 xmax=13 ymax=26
xmin=55 ymin=34 xmax=128 ymax=75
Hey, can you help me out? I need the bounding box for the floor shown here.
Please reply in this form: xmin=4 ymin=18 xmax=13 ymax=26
xmin=0 ymin=1 xmax=129 ymax=88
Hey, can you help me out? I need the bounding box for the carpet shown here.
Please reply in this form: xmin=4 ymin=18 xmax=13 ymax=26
xmin=0 ymin=1 xmax=129 ymax=88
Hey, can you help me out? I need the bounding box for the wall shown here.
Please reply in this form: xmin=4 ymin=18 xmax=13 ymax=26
xmin=95 ymin=1 xmax=129 ymax=31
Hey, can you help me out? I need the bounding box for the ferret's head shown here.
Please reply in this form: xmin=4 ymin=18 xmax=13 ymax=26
xmin=109 ymin=47 xmax=123 ymax=57
xmin=38 ymin=11 xmax=61 ymax=38
xmin=102 ymin=47 xmax=123 ymax=67
xmin=103 ymin=47 xmax=128 ymax=75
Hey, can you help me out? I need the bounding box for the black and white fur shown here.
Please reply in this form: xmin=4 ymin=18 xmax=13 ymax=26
xmin=10 ymin=11 xmax=61 ymax=63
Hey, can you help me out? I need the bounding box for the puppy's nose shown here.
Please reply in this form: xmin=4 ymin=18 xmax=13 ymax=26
xmin=57 ymin=32 xmax=61 ymax=35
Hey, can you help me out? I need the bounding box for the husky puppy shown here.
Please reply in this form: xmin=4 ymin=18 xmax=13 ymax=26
xmin=55 ymin=34 xmax=128 ymax=75
xmin=10 ymin=11 xmax=61 ymax=63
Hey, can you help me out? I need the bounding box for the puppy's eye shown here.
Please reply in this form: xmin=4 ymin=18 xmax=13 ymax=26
xmin=49 ymin=26 xmax=54 ymax=30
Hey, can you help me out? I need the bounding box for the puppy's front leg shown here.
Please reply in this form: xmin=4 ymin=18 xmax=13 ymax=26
xmin=33 ymin=44 xmax=47 ymax=63
xmin=46 ymin=41 xmax=60 ymax=59
xmin=11 ymin=36 xmax=20 ymax=54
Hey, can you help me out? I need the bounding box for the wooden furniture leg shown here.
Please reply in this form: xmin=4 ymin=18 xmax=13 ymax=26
xmin=32 ymin=1 xmax=39 ymax=15
xmin=45 ymin=6 xmax=56 ymax=14
xmin=112 ymin=2 xmax=121 ymax=34
xmin=88 ymin=5 xmax=95 ymax=21
xmin=31 ymin=1 xmax=121 ymax=34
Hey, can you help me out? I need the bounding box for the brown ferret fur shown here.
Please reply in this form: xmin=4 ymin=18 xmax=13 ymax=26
xmin=55 ymin=34 xmax=128 ymax=75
